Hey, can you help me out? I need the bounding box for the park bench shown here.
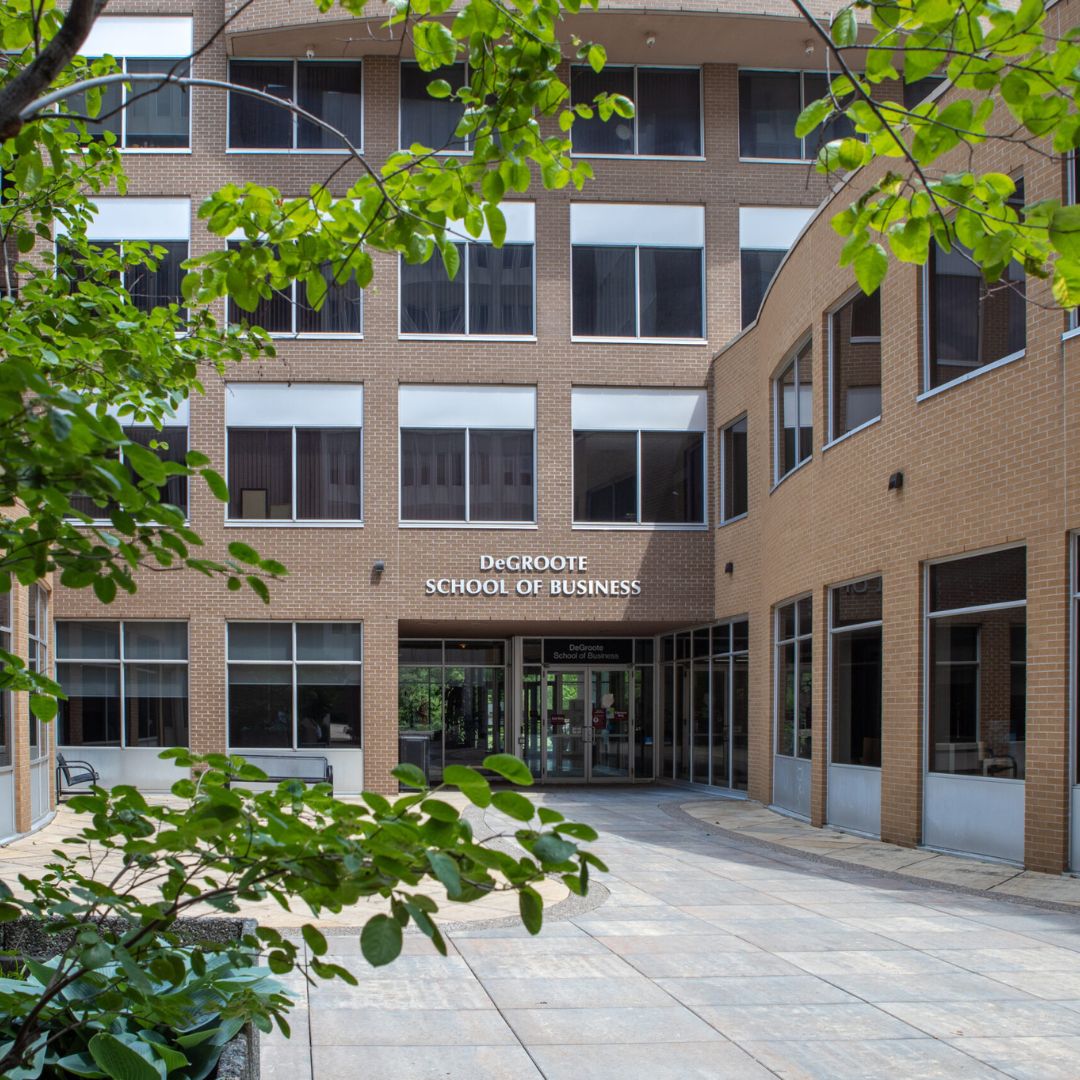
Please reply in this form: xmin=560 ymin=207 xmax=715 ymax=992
xmin=231 ymin=754 xmax=333 ymax=792
xmin=55 ymin=753 xmax=101 ymax=798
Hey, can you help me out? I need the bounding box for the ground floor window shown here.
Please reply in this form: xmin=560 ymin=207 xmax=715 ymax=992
xmin=660 ymin=622 xmax=748 ymax=789
xmin=928 ymin=547 xmax=1026 ymax=778
xmin=228 ymin=623 xmax=362 ymax=750
xmin=28 ymin=586 xmax=48 ymax=760
xmin=57 ymin=621 xmax=188 ymax=748
xmin=0 ymin=593 xmax=10 ymax=768
xmin=830 ymin=577 xmax=883 ymax=767
xmin=776 ymin=596 xmax=812 ymax=759
xmin=398 ymin=640 xmax=505 ymax=783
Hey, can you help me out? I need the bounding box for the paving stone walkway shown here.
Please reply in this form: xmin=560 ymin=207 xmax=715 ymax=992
xmin=261 ymin=788 xmax=1080 ymax=1080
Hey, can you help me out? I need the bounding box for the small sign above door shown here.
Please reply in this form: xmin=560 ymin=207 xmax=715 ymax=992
xmin=543 ymin=638 xmax=634 ymax=665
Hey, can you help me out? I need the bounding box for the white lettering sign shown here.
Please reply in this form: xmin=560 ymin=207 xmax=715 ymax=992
xmin=424 ymin=555 xmax=641 ymax=599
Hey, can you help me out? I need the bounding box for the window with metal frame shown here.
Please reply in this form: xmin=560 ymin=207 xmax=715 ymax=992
xmin=830 ymin=577 xmax=883 ymax=767
xmin=226 ymin=241 xmax=363 ymax=335
xmin=0 ymin=593 xmax=10 ymax=768
xmin=569 ymin=65 xmax=701 ymax=156
xmin=925 ymin=179 xmax=1026 ymax=391
xmin=829 ymin=290 xmax=881 ymax=442
xmin=57 ymin=622 xmax=188 ymax=748
xmin=710 ymin=618 xmax=750 ymax=790
xmin=226 ymin=383 xmax=363 ymax=523
xmin=27 ymin=585 xmax=49 ymax=761
xmin=738 ymin=70 xmax=854 ymax=160
xmin=570 ymin=204 xmax=705 ymax=340
xmin=399 ymin=386 xmax=535 ymax=524
xmin=927 ymin=547 xmax=1026 ymax=779
xmin=227 ymin=623 xmax=362 ymax=750
xmin=773 ymin=337 xmax=813 ymax=483
xmin=776 ymin=595 xmax=812 ymax=760
xmin=400 ymin=61 xmax=468 ymax=151
xmin=228 ymin=59 xmax=363 ymax=150
xmin=719 ymin=415 xmax=748 ymax=523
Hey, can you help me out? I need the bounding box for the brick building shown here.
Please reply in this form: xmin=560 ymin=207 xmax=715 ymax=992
xmin=4 ymin=0 xmax=1078 ymax=873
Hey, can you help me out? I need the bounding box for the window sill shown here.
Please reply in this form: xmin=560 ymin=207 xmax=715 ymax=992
xmin=823 ymin=414 xmax=881 ymax=452
xmin=739 ymin=156 xmax=815 ymax=165
xmin=397 ymin=147 xmax=470 ymax=157
xmin=398 ymin=521 xmax=537 ymax=530
xmin=120 ymin=148 xmax=192 ymax=155
xmin=770 ymin=455 xmax=812 ymax=493
xmin=571 ymin=336 xmax=707 ymax=346
xmin=1063 ymin=325 xmax=1080 ymax=342
xmin=268 ymin=333 xmax=364 ymax=341
xmin=570 ymin=153 xmax=706 ymax=163
xmin=927 ymin=770 xmax=1025 ymax=785
xmin=225 ymin=148 xmax=358 ymax=155
xmin=70 ymin=518 xmax=191 ymax=528
xmin=224 ymin=520 xmax=364 ymax=528
xmin=398 ymin=333 xmax=536 ymax=343
xmin=717 ymin=512 xmax=748 ymax=528
xmin=571 ymin=522 xmax=708 ymax=531
xmin=917 ymin=349 xmax=1026 ymax=402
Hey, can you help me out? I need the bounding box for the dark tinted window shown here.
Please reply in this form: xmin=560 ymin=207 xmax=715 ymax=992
xmin=640 ymin=431 xmax=703 ymax=523
xmin=400 ymin=429 xmax=466 ymax=520
xmin=722 ymin=416 xmax=748 ymax=521
xmin=297 ymin=62 xmax=362 ymax=149
xmin=123 ymin=240 xmax=187 ymax=313
xmin=296 ymin=429 xmax=362 ymax=520
xmin=830 ymin=290 xmax=881 ymax=438
xmin=468 ymin=244 xmax=533 ymax=335
xmin=125 ymin=425 xmax=188 ymax=516
xmin=228 ymin=60 xmax=293 ymax=148
xmin=570 ymin=66 xmax=635 ymax=154
xmin=400 ymin=248 xmax=466 ymax=334
xmin=125 ymin=59 xmax=190 ymax=148
xmin=469 ymin=430 xmax=533 ymax=521
xmin=930 ymin=547 xmax=1026 ymax=612
xmin=903 ymin=75 xmax=946 ymax=109
xmin=739 ymin=71 xmax=800 ymax=159
xmin=638 ymin=248 xmax=703 ymax=338
xmin=740 ymin=248 xmax=785 ymax=327
xmin=401 ymin=62 xmax=467 ymax=150
xmin=228 ymin=429 xmax=293 ymax=518
xmin=573 ymin=431 xmax=637 ymax=522
xmin=572 ymin=246 xmax=635 ymax=336
xmin=776 ymin=340 xmax=813 ymax=480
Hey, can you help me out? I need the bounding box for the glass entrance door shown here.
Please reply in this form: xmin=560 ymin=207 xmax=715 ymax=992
xmin=542 ymin=668 xmax=634 ymax=781
xmin=591 ymin=670 xmax=631 ymax=778
xmin=544 ymin=670 xmax=587 ymax=779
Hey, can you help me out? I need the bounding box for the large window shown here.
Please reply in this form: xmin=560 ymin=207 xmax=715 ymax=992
xmin=57 ymin=622 xmax=188 ymax=748
xmin=925 ymin=181 xmax=1026 ymax=391
xmin=739 ymin=70 xmax=854 ymax=160
xmin=399 ymin=205 xmax=535 ymax=337
xmin=720 ymin=415 xmax=748 ymax=524
xmin=399 ymin=386 xmax=535 ymax=524
xmin=830 ymin=577 xmax=882 ymax=768
xmin=226 ymin=241 xmax=362 ymax=335
xmin=570 ymin=204 xmax=705 ymax=340
xmin=572 ymin=389 xmax=706 ymax=526
xmin=710 ymin=620 xmax=750 ymax=790
xmin=228 ymin=623 xmax=362 ymax=750
xmin=774 ymin=337 xmax=813 ymax=483
xmin=27 ymin=586 xmax=48 ymax=761
xmin=739 ymin=207 xmax=814 ymax=328
xmin=570 ymin=66 xmax=701 ymax=157
xmin=69 ymin=401 xmax=189 ymax=521
xmin=776 ymin=596 xmax=812 ymax=759
xmin=400 ymin=62 xmax=467 ymax=151
xmin=928 ymin=547 xmax=1026 ymax=778
xmin=0 ymin=594 xmax=10 ymax=769
xmin=226 ymin=383 xmax=363 ymax=523
xmin=228 ymin=60 xmax=362 ymax=150
xmin=829 ymin=290 xmax=881 ymax=441
xmin=399 ymin=639 xmax=506 ymax=783
xmin=76 ymin=17 xmax=193 ymax=149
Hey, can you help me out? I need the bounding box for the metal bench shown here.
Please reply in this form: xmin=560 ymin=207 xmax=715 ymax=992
xmin=56 ymin=753 xmax=101 ymax=797
xmin=231 ymin=754 xmax=333 ymax=792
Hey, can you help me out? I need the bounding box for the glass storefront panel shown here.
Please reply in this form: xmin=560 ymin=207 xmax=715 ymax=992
xmin=591 ymin=670 xmax=631 ymax=778
xmin=634 ymin=666 xmax=654 ymax=779
xmin=711 ymin=662 xmax=728 ymax=788
xmin=732 ymin=655 xmax=749 ymax=790
xmin=691 ymin=663 xmax=710 ymax=783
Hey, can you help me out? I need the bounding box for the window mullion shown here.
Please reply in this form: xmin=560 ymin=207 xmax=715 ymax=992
xmin=634 ymin=246 xmax=641 ymax=338
xmin=464 ymin=427 xmax=471 ymax=523
xmin=633 ymin=67 xmax=639 ymax=154
xmin=464 ymin=243 xmax=470 ymax=336
xmin=292 ymin=623 xmax=298 ymax=750
xmin=292 ymin=427 xmax=298 ymax=521
xmin=119 ymin=621 xmax=126 ymax=750
xmin=120 ymin=58 xmax=128 ymax=149
xmin=292 ymin=61 xmax=300 ymax=150
xmin=636 ymin=430 xmax=643 ymax=524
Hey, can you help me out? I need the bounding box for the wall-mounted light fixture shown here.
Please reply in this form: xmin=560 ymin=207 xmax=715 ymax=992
xmin=888 ymin=471 xmax=904 ymax=491
xmin=724 ymin=561 xmax=734 ymax=575
xmin=373 ymin=559 xmax=386 ymax=575
xmin=644 ymin=31 xmax=657 ymax=47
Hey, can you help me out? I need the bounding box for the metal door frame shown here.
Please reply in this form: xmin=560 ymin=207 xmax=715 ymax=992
xmin=541 ymin=665 xmax=635 ymax=783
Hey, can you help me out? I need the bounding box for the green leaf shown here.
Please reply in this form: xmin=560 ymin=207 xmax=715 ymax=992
xmin=482 ymin=753 xmax=533 ymax=785
xmin=30 ymin=694 xmax=58 ymax=722
xmin=532 ymin=832 xmax=578 ymax=865
xmin=888 ymin=217 xmax=931 ymax=263
xmin=491 ymin=790 xmax=536 ymax=821
xmin=483 ymin=204 xmax=507 ymax=248
xmin=587 ymin=44 xmax=606 ymax=74
xmin=832 ymin=7 xmax=858 ymax=47
xmin=392 ymin=762 xmax=429 ymax=789
xmin=87 ymin=1034 xmax=164 ymax=1080
xmin=228 ymin=541 xmax=261 ymax=566
xmin=1051 ymin=204 xmax=1080 ymax=259
xmin=519 ymin=886 xmax=543 ymax=934
xmin=201 ymin=468 xmax=229 ymax=502
xmin=427 ymin=851 xmax=462 ymax=897
xmin=853 ymin=242 xmax=888 ymax=293
xmin=795 ymin=98 xmax=832 ymax=139
xmin=443 ymin=764 xmax=492 ymax=807
xmin=426 ymin=78 xmax=452 ymax=99
xmin=361 ymin=913 xmax=403 ymax=967
xmin=302 ymin=923 xmax=328 ymax=957
xmin=92 ymin=576 xmax=117 ymax=604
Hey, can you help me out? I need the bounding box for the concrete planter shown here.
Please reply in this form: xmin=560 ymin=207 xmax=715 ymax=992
xmin=0 ymin=916 xmax=261 ymax=1080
